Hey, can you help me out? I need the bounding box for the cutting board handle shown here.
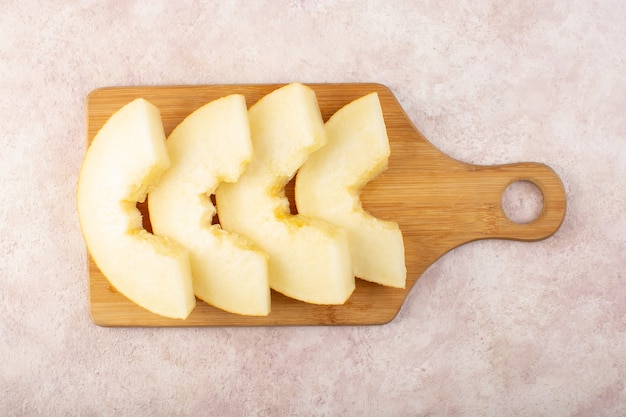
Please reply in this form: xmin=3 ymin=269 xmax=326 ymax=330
xmin=464 ymin=161 xmax=567 ymax=241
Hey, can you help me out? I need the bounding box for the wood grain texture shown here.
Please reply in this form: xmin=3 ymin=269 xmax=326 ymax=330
xmin=85 ymin=83 xmax=566 ymax=327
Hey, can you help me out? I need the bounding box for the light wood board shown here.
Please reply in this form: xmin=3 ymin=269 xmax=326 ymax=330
xmin=85 ymin=83 xmax=566 ymax=326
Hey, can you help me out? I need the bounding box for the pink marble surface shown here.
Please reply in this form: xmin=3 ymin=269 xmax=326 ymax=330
xmin=1 ymin=1 xmax=624 ymax=416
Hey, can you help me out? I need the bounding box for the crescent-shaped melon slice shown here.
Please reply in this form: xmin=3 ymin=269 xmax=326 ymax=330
xmin=215 ymin=83 xmax=355 ymax=304
xmin=77 ymin=98 xmax=196 ymax=319
xmin=148 ymin=95 xmax=270 ymax=316
xmin=296 ymin=93 xmax=406 ymax=288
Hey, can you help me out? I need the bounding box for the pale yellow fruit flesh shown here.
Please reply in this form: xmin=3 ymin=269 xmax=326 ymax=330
xmin=148 ymin=95 xmax=270 ymax=316
xmin=77 ymin=98 xmax=196 ymax=319
xmin=295 ymin=93 xmax=407 ymax=288
xmin=216 ymin=83 xmax=355 ymax=304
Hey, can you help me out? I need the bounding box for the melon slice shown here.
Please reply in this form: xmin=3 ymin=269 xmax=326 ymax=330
xmin=148 ymin=94 xmax=270 ymax=316
xmin=296 ymin=93 xmax=406 ymax=288
xmin=215 ymin=83 xmax=354 ymax=304
xmin=77 ymin=98 xmax=195 ymax=319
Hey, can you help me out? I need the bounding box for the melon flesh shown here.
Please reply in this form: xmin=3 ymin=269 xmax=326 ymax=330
xmin=295 ymin=93 xmax=406 ymax=288
xmin=148 ymin=94 xmax=270 ymax=316
xmin=215 ymin=83 xmax=355 ymax=304
xmin=77 ymin=98 xmax=195 ymax=319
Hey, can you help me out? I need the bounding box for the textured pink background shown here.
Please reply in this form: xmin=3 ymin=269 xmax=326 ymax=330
xmin=1 ymin=1 xmax=624 ymax=416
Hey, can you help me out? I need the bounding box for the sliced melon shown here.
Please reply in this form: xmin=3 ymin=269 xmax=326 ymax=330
xmin=215 ymin=83 xmax=355 ymax=304
xmin=148 ymin=95 xmax=270 ymax=316
xmin=296 ymin=93 xmax=406 ymax=288
xmin=77 ymin=98 xmax=195 ymax=319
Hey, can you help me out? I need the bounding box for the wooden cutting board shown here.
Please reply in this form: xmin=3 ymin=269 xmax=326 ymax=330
xmin=85 ymin=83 xmax=566 ymax=327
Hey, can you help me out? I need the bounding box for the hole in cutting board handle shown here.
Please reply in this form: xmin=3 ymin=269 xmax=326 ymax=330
xmin=501 ymin=180 xmax=544 ymax=224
